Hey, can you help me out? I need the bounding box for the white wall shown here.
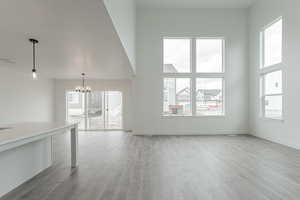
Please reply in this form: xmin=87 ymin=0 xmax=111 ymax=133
xmin=103 ymin=0 xmax=136 ymax=73
xmin=0 ymin=67 xmax=54 ymax=124
xmin=133 ymin=8 xmax=249 ymax=135
xmin=249 ymin=0 xmax=300 ymax=149
xmin=54 ymin=79 xmax=133 ymax=131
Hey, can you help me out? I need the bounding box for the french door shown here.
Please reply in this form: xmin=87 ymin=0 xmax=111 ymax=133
xmin=67 ymin=91 xmax=123 ymax=130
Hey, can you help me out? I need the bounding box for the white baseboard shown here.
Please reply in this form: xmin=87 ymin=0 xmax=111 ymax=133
xmin=250 ymin=131 xmax=300 ymax=150
xmin=131 ymin=130 xmax=249 ymax=136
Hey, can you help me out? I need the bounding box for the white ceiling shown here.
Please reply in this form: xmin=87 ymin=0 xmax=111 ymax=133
xmin=0 ymin=0 xmax=133 ymax=79
xmin=136 ymin=0 xmax=257 ymax=8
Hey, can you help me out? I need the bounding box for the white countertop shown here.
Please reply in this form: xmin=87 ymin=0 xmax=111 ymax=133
xmin=0 ymin=122 xmax=78 ymax=151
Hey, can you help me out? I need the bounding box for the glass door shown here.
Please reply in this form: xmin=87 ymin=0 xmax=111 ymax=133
xmin=66 ymin=92 xmax=85 ymax=130
xmin=66 ymin=91 xmax=123 ymax=130
xmin=105 ymin=91 xmax=123 ymax=129
xmin=87 ymin=91 xmax=105 ymax=130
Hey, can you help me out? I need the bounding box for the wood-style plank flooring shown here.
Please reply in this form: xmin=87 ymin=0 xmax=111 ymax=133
xmin=2 ymin=132 xmax=300 ymax=200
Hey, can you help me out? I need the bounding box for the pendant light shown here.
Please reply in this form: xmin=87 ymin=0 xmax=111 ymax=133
xmin=75 ymin=73 xmax=91 ymax=93
xmin=29 ymin=38 xmax=39 ymax=80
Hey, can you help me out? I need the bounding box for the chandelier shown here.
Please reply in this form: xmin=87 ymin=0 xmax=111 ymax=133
xmin=75 ymin=73 xmax=91 ymax=93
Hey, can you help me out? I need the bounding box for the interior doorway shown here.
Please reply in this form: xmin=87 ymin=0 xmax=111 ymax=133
xmin=66 ymin=91 xmax=123 ymax=130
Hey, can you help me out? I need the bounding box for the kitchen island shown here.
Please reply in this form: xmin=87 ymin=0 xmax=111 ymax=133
xmin=0 ymin=122 xmax=78 ymax=198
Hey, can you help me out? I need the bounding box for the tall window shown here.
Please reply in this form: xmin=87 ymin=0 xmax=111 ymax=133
xmin=260 ymin=18 xmax=283 ymax=120
xmin=163 ymin=38 xmax=225 ymax=116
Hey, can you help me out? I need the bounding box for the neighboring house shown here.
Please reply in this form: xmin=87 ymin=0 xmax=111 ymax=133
xmin=164 ymin=64 xmax=178 ymax=73
xmin=176 ymin=87 xmax=222 ymax=103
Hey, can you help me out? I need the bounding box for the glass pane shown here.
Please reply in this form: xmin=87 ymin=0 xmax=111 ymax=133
xmin=196 ymin=39 xmax=223 ymax=73
xmin=265 ymin=70 xmax=282 ymax=95
xmin=106 ymin=91 xmax=123 ymax=129
xmin=264 ymin=95 xmax=282 ymax=119
xmin=163 ymin=78 xmax=191 ymax=116
xmin=196 ymin=78 xmax=224 ymax=116
xmin=87 ymin=91 xmax=105 ymax=130
xmin=66 ymin=92 xmax=85 ymax=129
xmin=264 ymin=19 xmax=282 ymax=67
xmin=163 ymin=39 xmax=190 ymax=73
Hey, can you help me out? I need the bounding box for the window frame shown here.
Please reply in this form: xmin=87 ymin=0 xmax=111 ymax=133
xmin=195 ymin=77 xmax=225 ymax=117
xmin=163 ymin=37 xmax=192 ymax=73
xmin=162 ymin=37 xmax=226 ymax=117
xmin=259 ymin=17 xmax=284 ymax=121
xmin=260 ymin=17 xmax=283 ymax=69
xmin=163 ymin=77 xmax=193 ymax=116
xmin=196 ymin=37 xmax=226 ymax=74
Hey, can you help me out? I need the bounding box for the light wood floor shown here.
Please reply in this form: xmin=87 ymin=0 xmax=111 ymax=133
xmin=2 ymin=132 xmax=300 ymax=200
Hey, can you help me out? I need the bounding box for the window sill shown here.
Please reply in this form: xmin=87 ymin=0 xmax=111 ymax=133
xmin=162 ymin=115 xmax=192 ymax=118
xmin=260 ymin=117 xmax=284 ymax=122
xmin=161 ymin=115 xmax=226 ymax=118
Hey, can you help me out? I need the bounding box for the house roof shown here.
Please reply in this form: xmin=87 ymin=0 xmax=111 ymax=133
xmin=164 ymin=64 xmax=178 ymax=73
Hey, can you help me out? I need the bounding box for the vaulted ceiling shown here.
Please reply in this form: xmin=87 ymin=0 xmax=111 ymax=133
xmin=0 ymin=0 xmax=258 ymax=79
xmin=0 ymin=0 xmax=133 ymax=79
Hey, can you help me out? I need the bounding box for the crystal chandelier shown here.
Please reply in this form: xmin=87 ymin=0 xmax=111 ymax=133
xmin=75 ymin=73 xmax=91 ymax=93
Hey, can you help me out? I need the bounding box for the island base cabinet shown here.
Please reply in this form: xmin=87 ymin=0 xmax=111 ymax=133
xmin=0 ymin=138 xmax=52 ymax=198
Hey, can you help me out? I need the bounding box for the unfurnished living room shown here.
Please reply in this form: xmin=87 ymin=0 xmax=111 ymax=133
xmin=0 ymin=0 xmax=299 ymax=199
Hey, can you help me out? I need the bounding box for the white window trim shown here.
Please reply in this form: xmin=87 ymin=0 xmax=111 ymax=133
xmin=195 ymin=37 xmax=226 ymax=74
xmin=163 ymin=37 xmax=192 ymax=73
xmin=162 ymin=37 xmax=226 ymax=117
xmin=259 ymin=17 xmax=284 ymax=121
xmin=260 ymin=70 xmax=284 ymax=121
xmin=260 ymin=17 xmax=283 ymax=69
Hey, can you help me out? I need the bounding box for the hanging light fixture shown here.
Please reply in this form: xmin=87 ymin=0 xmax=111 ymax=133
xmin=75 ymin=73 xmax=91 ymax=93
xmin=29 ymin=38 xmax=39 ymax=80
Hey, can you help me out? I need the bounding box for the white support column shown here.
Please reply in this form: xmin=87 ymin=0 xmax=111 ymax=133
xmin=70 ymin=124 xmax=78 ymax=168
